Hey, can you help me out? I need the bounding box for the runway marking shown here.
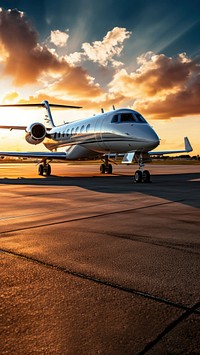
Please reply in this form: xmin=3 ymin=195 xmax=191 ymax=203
xmin=0 ymin=201 xmax=113 ymax=220
xmin=0 ymin=196 xmax=155 ymax=221
xmin=1 ymin=248 xmax=200 ymax=317
xmin=138 ymin=300 xmax=200 ymax=354
xmin=95 ymin=231 xmax=200 ymax=255
xmin=0 ymin=199 xmax=184 ymax=234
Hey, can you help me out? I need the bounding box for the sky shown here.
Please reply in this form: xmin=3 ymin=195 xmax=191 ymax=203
xmin=0 ymin=0 xmax=199 ymax=155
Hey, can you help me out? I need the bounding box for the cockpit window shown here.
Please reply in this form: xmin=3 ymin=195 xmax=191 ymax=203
xmin=111 ymin=114 xmax=119 ymax=123
xmin=134 ymin=113 xmax=147 ymax=123
xmin=111 ymin=112 xmax=147 ymax=124
xmin=120 ymin=113 xmax=136 ymax=122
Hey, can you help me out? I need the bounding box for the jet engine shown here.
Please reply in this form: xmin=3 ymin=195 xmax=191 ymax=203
xmin=25 ymin=122 xmax=46 ymax=145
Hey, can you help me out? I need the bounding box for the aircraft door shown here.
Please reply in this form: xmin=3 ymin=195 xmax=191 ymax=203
xmin=94 ymin=115 xmax=108 ymax=151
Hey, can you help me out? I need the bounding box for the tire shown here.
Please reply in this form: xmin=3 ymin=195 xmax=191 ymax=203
xmin=46 ymin=164 xmax=51 ymax=176
xmin=106 ymin=164 xmax=113 ymax=174
xmin=134 ymin=170 xmax=143 ymax=183
xmin=38 ymin=164 xmax=44 ymax=176
xmin=142 ymin=170 xmax=151 ymax=183
xmin=100 ymin=163 xmax=106 ymax=174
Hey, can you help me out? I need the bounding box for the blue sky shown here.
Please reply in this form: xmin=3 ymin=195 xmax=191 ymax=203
xmin=1 ymin=0 xmax=199 ymax=57
xmin=0 ymin=0 xmax=199 ymax=154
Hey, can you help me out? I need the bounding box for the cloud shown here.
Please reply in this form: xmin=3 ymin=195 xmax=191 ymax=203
xmin=0 ymin=9 xmax=199 ymax=120
xmin=1 ymin=88 xmax=126 ymax=113
xmin=50 ymin=30 xmax=69 ymax=47
xmin=0 ymin=9 xmax=67 ymax=85
xmin=0 ymin=9 xmax=130 ymax=103
xmin=65 ymin=27 xmax=131 ymax=67
xmin=81 ymin=27 xmax=131 ymax=66
xmin=108 ymin=52 xmax=200 ymax=119
xmin=0 ymin=8 xmax=103 ymax=100
xmin=135 ymin=72 xmax=200 ymax=119
xmin=51 ymin=66 xmax=103 ymax=98
xmin=2 ymin=91 xmax=19 ymax=103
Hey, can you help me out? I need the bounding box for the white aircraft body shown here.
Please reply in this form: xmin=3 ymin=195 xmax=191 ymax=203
xmin=0 ymin=100 xmax=192 ymax=182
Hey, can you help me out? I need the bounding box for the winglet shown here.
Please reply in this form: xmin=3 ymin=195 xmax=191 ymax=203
xmin=184 ymin=137 xmax=193 ymax=152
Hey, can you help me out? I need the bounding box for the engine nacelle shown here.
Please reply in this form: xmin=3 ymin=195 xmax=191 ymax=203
xmin=25 ymin=122 xmax=46 ymax=145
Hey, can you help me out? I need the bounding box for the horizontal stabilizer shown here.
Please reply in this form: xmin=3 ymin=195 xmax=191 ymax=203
xmin=0 ymin=101 xmax=82 ymax=109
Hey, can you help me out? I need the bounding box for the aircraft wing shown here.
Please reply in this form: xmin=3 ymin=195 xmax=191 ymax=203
xmin=149 ymin=137 xmax=193 ymax=155
xmin=0 ymin=151 xmax=67 ymax=160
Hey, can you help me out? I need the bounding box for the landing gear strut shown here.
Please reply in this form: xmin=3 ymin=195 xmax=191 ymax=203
xmin=100 ymin=156 xmax=113 ymax=174
xmin=134 ymin=154 xmax=151 ymax=183
xmin=38 ymin=160 xmax=51 ymax=176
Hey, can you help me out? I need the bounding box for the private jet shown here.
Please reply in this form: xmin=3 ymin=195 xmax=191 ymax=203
xmin=0 ymin=100 xmax=193 ymax=182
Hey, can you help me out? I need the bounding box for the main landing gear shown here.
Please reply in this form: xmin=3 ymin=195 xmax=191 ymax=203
xmin=38 ymin=160 xmax=51 ymax=176
xmin=134 ymin=154 xmax=151 ymax=183
xmin=100 ymin=156 xmax=113 ymax=174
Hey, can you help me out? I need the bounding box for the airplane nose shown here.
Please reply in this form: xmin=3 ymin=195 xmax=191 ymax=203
xmin=147 ymin=129 xmax=160 ymax=149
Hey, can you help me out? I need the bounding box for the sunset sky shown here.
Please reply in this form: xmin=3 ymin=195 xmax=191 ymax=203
xmin=0 ymin=0 xmax=199 ymax=155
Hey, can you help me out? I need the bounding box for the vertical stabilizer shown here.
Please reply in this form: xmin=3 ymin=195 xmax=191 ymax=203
xmin=42 ymin=100 xmax=56 ymax=128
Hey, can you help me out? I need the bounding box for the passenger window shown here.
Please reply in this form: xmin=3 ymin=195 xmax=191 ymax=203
xmin=71 ymin=127 xmax=74 ymax=135
xmin=86 ymin=124 xmax=90 ymax=132
xmin=75 ymin=127 xmax=79 ymax=134
xmin=66 ymin=129 xmax=70 ymax=136
xmin=80 ymin=125 xmax=85 ymax=133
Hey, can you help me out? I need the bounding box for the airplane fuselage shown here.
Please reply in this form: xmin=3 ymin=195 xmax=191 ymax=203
xmin=44 ymin=108 xmax=160 ymax=160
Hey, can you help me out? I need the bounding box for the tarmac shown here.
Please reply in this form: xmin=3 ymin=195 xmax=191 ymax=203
xmin=0 ymin=163 xmax=200 ymax=354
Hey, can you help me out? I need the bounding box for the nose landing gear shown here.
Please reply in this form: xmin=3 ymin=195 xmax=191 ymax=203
xmin=134 ymin=154 xmax=151 ymax=183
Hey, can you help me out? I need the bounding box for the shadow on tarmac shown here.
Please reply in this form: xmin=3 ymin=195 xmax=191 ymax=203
xmin=0 ymin=172 xmax=199 ymax=208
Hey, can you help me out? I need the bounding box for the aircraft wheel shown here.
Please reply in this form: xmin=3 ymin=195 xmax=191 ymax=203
xmin=100 ymin=163 xmax=106 ymax=174
xmin=106 ymin=164 xmax=113 ymax=174
xmin=134 ymin=170 xmax=143 ymax=183
xmin=142 ymin=170 xmax=151 ymax=183
xmin=38 ymin=164 xmax=44 ymax=176
xmin=45 ymin=164 xmax=51 ymax=176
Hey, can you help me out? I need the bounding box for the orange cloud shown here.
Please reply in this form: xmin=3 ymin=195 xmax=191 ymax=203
xmin=0 ymin=9 xmax=67 ymax=85
xmin=1 ymin=90 xmax=125 ymax=113
xmin=135 ymin=72 xmax=200 ymax=119
xmin=1 ymin=9 xmax=199 ymax=120
xmin=0 ymin=8 xmax=105 ymax=102
xmin=2 ymin=91 xmax=19 ymax=103
xmin=109 ymin=52 xmax=200 ymax=119
xmin=51 ymin=66 xmax=103 ymax=98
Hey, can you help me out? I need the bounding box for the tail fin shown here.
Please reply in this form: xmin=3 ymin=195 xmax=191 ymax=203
xmin=42 ymin=100 xmax=55 ymax=128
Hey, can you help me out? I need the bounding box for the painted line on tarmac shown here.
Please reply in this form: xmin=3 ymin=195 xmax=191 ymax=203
xmin=0 ymin=199 xmax=184 ymax=234
xmin=1 ymin=247 xmax=200 ymax=317
xmin=138 ymin=300 xmax=200 ymax=354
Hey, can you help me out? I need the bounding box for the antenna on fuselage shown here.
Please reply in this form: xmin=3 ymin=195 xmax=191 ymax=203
xmin=101 ymin=108 xmax=104 ymax=113
xmin=112 ymin=105 xmax=115 ymax=110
